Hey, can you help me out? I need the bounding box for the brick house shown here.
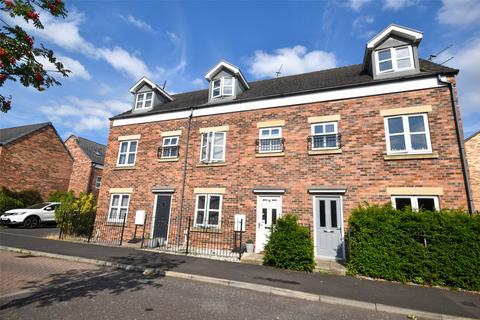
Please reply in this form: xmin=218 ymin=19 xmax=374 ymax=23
xmin=65 ymin=135 xmax=106 ymax=198
xmin=0 ymin=122 xmax=73 ymax=199
xmin=465 ymin=130 xmax=480 ymax=212
xmin=95 ymin=25 xmax=474 ymax=260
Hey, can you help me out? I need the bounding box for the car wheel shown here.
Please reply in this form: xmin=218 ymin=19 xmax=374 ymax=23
xmin=24 ymin=216 xmax=40 ymax=228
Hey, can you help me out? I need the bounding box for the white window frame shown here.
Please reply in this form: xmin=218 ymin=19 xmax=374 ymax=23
xmin=135 ymin=92 xmax=154 ymax=110
xmin=258 ymin=126 xmax=282 ymax=153
xmin=375 ymin=46 xmax=414 ymax=74
xmin=310 ymin=122 xmax=339 ymax=150
xmin=200 ymin=131 xmax=226 ymax=163
xmin=161 ymin=136 xmax=179 ymax=158
xmin=194 ymin=194 xmax=223 ymax=228
xmin=107 ymin=194 xmax=130 ymax=223
xmin=384 ymin=113 xmax=432 ymax=155
xmin=211 ymin=77 xmax=235 ymax=99
xmin=117 ymin=140 xmax=138 ymax=166
xmin=391 ymin=195 xmax=440 ymax=212
xmin=95 ymin=176 xmax=102 ymax=189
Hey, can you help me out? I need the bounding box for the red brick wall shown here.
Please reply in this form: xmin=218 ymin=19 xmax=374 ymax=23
xmin=0 ymin=126 xmax=73 ymax=199
xmin=465 ymin=133 xmax=480 ymax=212
xmin=95 ymin=84 xmax=469 ymax=243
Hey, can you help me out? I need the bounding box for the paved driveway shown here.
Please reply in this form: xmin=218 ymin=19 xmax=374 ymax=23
xmin=0 ymin=250 xmax=406 ymax=320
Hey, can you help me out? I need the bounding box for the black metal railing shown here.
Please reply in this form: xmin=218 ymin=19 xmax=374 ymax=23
xmin=143 ymin=216 xmax=245 ymax=260
xmin=157 ymin=145 xmax=179 ymax=159
xmin=59 ymin=210 xmax=129 ymax=246
xmin=255 ymin=138 xmax=285 ymax=153
xmin=307 ymin=134 xmax=341 ymax=151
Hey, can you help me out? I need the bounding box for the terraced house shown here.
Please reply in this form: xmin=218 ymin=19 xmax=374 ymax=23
xmin=95 ymin=25 xmax=474 ymax=260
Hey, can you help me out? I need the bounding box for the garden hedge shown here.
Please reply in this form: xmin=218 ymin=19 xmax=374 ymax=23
xmin=263 ymin=214 xmax=315 ymax=272
xmin=347 ymin=204 xmax=480 ymax=291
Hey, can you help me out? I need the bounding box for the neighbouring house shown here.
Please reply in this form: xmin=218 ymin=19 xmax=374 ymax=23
xmin=95 ymin=24 xmax=474 ymax=260
xmin=0 ymin=122 xmax=73 ymax=199
xmin=65 ymin=135 xmax=106 ymax=198
xmin=465 ymin=130 xmax=480 ymax=212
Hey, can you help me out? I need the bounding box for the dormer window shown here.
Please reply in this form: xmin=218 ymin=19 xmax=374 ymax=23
xmin=211 ymin=77 xmax=234 ymax=99
xmin=135 ymin=92 xmax=154 ymax=110
xmin=375 ymin=46 xmax=414 ymax=74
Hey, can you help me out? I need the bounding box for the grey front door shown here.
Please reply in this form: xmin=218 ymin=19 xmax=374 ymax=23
xmin=152 ymin=195 xmax=171 ymax=240
xmin=315 ymin=197 xmax=344 ymax=259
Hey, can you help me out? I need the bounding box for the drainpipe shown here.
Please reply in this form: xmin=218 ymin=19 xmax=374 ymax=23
xmin=177 ymin=108 xmax=194 ymax=244
xmin=437 ymin=75 xmax=475 ymax=214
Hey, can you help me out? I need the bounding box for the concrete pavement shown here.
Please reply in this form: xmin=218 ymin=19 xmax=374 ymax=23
xmin=0 ymin=228 xmax=479 ymax=319
xmin=0 ymin=250 xmax=406 ymax=320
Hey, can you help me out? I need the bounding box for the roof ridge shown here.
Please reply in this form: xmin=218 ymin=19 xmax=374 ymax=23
xmin=76 ymin=135 xmax=107 ymax=148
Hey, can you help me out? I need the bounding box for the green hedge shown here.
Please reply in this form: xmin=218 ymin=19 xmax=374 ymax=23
xmin=263 ymin=214 xmax=315 ymax=272
xmin=347 ymin=204 xmax=480 ymax=291
xmin=0 ymin=192 xmax=23 ymax=214
xmin=56 ymin=192 xmax=96 ymax=237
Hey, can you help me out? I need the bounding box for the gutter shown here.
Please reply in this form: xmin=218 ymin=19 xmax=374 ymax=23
xmin=176 ymin=108 xmax=194 ymax=244
xmin=437 ymin=75 xmax=475 ymax=214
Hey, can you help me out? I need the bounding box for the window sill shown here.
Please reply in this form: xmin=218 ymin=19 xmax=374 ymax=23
xmin=158 ymin=157 xmax=180 ymax=162
xmin=384 ymin=152 xmax=439 ymax=160
xmin=255 ymin=152 xmax=285 ymax=158
xmin=105 ymin=221 xmax=124 ymax=226
xmin=196 ymin=162 xmax=227 ymax=167
xmin=308 ymin=149 xmax=342 ymax=155
xmin=114 ymin=166 xmax=136 ymax=170
xmin=191 ymin=227 xmax=221 ymax=233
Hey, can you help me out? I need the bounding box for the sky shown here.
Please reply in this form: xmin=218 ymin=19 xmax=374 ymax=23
xmin=1 ymin=0 xmax=479 ymax=145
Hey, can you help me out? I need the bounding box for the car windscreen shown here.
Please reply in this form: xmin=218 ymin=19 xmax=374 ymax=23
xmin=27 ymin=203 xmax=50 ymax=209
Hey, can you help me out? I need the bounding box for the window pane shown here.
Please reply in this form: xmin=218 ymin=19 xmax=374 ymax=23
xmin=197 ymin=196 xmax=206 ymax=210
xmin=418 ymin=198 xmax=436 ymax=211
xmin=330 ymin=200 xmax=338 ymax=228
xmin=144 ymin=100 xmax=152 ymax=108
xmin=213 ymin=146 xmax=223 ymax=159
xmin=120 ymin=142 xmax=128 ymax=152
xmin=378 ymin=49 xmax=391 ymax=61
xmin=119 ymin=208 xmax=127 ymax=220
xmin=379 ymin=60 xmax=393 ymax=71
xmin=136 ymin=102 xmax=143 ymax=109
xmin=121 ymin=195 xmax=129 ymax=207
xmin=118 ymin=154 xmax=126 ymax=164
xmin=209 ymin=196 xmax=220 ymax=210
xmin=313 ymin=136 xmax=325 ymax=149
xmin=214 ymin=132 xmax=224 ymax=145
xmin=223 ymin=86 xmax=233 ymax=95
xmin=127 ymin=153 xmax=136 ymax=164
xmin=314 ymin=125 xmax=323 ymax=134
xmin=395 ymin=198 xmax=412 ymax=211
xmin=137 ymin=94 xmax=144 ymax=102
xmin=213 ymin=80 xmax=221 ymax=88
xmin=109 ymin=208 xmax=118 ymax=220
xmin=223 ymin=78 xmax=233 ymax=85
xmin=325 ymin=124 xmax=335 ymax=133
xmin=397 ymin=58 xmax=411 ymax=69
xmin=262 ymin=208 xmax=267 ymax=224
xmin=319 ymin=200 xmax=326 ymax=227
xmin=213 ymin=88 xmax=220 ymax=96
xmin=261 ymin=129 xmax=270 ymax=137
xmin=272 ymin=209 xmax=277 ymax=225
xmin=146 ymin=92 xmax=153 ymax=99
xmin=196 ymin=210 xmax=205 ymax=225
xmin=388 ymin=117 xmax=404 ymax=134
xmin=408 ymin=116 xmax=425 ymax=132
xmin=411 ymin=133 xmax=428 ymax=150
xmin=271 ymin=128 xmax=280 ymax=137
xmin=396 ymin=47 xmax=410 ymax=59
xmin=163 ymin=138 xmax=171 ymax=146
xmin=111 ymin=195 xmax=120 ymax=207
xmin=390 ymin=135 xmax=406 ymax=151
xmin=325 ymin=134 xmax=337 ymax=148
xmin=171 ymin=137 xmax=178 ymax=145
xmin=129 ymin=141 xmax=137 ymax=152
xmin=208 ymin=211 xmax=219 ymax=225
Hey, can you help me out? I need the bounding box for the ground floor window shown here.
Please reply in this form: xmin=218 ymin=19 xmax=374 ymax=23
xmin=194 ymin=194 xmax=222 ymax=227
xmin=391 ymin=195 xmax=439 ymax=211
xmin=108 ymin=194 xmax=130 ymax=222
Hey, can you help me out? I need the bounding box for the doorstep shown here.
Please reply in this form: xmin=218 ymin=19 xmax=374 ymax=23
xmin=241 ymin=253 xmax=347 ymax=275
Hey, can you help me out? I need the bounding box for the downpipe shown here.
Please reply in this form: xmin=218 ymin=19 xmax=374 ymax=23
xmin=437 ymin=75 xmax=475 ymax=214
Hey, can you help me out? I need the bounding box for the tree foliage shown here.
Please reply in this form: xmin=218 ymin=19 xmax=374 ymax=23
xmin=56 ymin=192 xmax=96 ymax=237
xmin=0 ymin=0 xmax=69 ymax=112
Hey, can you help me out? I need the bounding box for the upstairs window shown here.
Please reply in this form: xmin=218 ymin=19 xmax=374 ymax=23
xmin=135 ymin=92 xmax=153 ymax=110
xmin=200 ymin=131 xmax=226 ymax=163
xmin=257 ymin=127 xmax=283 ymax=153
xmin=95 ymin=176 xmax=102 ymax=189
xmin=310 ymin=122 xmax=339 ymax=150
xmin=376 ymin=46 xmax=414 ymax=74
xmin=117 ymin=140 xmax=138 ymax=166
xmin=161 ymin=136 xmax=179 ymax=158
xmin=384 ymin=114 xmax=432 ymax=154
xmin=211 ymin=77 xmax=234 ymax=99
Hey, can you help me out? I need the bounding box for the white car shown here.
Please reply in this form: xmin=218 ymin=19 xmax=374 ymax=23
xmin=0 ymin=202 xmax=61 ymax=228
